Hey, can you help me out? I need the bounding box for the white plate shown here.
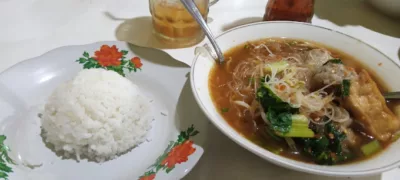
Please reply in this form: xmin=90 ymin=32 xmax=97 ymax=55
xmin=0 ymin=41 xmax=205 ymax=180
xmin=191 ymin=21 xmax=400 ymax=177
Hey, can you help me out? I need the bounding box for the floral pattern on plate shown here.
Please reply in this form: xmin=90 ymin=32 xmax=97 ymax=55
xmin=76 ymin=45 xmax=143 ymax=76
xmin=139 ymin=125 xmax=199 ymax=180
xmin=0 ymin=135 xmax=14 ymax=180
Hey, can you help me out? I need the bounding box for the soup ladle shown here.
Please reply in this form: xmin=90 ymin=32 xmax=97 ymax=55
xmin=180 ymin=0 xmax=225 ymax=64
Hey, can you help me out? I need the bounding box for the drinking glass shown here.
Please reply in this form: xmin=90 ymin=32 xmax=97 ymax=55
xmin=149 ymin=0 xmax=218 ymax=46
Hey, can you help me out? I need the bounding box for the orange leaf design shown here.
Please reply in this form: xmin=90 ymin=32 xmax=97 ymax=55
xmin=161 ymin=140 xmax=196 ymax=169
xmin=94 ymin=45 xmax=123 ymax=67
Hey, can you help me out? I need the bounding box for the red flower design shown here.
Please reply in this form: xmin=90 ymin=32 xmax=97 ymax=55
xmin=161 ymin=140 xmax=196 ymax=169
xmin=94 ymin=45 xmax=123 ymax=67
xmin=131 ymin=57 xmax=143 ymax=69
xmin=139 ymin=174 xmax=155 ymax=180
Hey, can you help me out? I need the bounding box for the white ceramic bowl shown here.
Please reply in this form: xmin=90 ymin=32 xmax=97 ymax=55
xmin=190 ymin=22 xmax=400 ymax=177
xmin=367 ymin=0 xmax=400 ymax=19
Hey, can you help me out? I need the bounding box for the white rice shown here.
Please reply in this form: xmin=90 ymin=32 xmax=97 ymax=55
xmin=41 ymin=69 xmax=152 ymax=162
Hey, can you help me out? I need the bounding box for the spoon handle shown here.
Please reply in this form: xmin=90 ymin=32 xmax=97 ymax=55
xmin=384 ymin=92 xmax=400 ymax=100
xmin=180 ymin=0 xmax=224 ymax=64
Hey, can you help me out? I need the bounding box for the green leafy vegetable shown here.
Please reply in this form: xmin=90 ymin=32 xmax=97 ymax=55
xmin=257 ymin=84 xmax=299 ymax=134
xmin=302 ymin=122 xmax=350 ymax=165
xmin=324 ymin=59 xmax=343 ymax=65
xmin=326 ymin=122 xmax=347 ymax=153
xmin=257 ymin=84 xmax=298 ymax=114
xmin=291 ymin=114 xmax=309 ymax=125
xmin=361 ymin=140 xmax=381 ymax=156
xmin=303 ymin=136 xmax=339 ymax=165
xmin=276 ymin=128 xmax=315 ymax=138
xmin=0 ymin=135 xmax=15 ymax=180
xmin=244 ymin=44 xmax=250 ymax=49
xmin=267 ymin=108 xmax=292 ymax=134
xmin=275 ymin=115 xmax=315 ymax=138
xmin=304 ymin=135 xmax=329 ymax=155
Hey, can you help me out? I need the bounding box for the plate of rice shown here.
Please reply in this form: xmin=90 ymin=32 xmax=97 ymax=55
xmin=0 ymin=42 xmax=207 ymax=180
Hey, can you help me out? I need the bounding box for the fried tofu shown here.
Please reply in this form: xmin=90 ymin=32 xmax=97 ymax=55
xmin=344 ymin=70 xmax=400 ymax=141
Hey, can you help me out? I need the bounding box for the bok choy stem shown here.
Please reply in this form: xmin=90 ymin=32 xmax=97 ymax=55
xmin=276 ymin=115 xmax=315 ymax=138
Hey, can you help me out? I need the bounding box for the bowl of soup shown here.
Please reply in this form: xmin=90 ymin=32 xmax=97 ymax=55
xmin=190 ymin=21 xmax=400 ymax=177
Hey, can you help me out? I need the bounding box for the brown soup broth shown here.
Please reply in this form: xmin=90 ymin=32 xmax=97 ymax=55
xmin=209 ymin=38 xmax=399 ymax=164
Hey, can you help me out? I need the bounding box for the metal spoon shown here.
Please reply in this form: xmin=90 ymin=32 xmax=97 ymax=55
xmin=180 ymin=0 xmax=225 ymax=64
xmin=384 ymin=92 xmax=400 ymax=100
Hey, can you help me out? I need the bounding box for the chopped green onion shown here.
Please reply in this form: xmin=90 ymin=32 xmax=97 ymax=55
xmin=324 ymin=59 xmax=343 ymax=65
xmin=221 ymin=108 xmax=229 ymax=113
xmin=341 ymin=79 xmax=351 ymax=97
xmin=361 ymin=140 xmax=382 ymax=156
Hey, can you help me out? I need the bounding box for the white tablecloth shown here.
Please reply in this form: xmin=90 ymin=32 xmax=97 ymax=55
xmin=1 ymin=0 xmax=399 ymax=179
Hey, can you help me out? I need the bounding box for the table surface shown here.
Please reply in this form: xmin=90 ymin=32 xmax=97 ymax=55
xmin=1 ymin=0 xmax=399 ymax=179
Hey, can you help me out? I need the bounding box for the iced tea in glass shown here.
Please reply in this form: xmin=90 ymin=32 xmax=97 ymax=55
xmin=149 ymin=0 xmax=217 ymax=46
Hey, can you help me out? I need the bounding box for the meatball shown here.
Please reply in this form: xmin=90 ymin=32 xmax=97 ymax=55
xmin=313 ymin=62 xmax=357 ymax=85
